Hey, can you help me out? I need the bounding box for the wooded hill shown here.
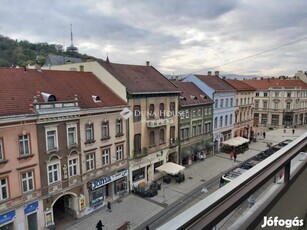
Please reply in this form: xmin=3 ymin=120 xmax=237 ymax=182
xmin=0 ymin=34 xmax=96 ymax=67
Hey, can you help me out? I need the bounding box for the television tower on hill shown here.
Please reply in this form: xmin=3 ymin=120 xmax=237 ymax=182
xmin=66 ymin=24 xmax=78 ymax=53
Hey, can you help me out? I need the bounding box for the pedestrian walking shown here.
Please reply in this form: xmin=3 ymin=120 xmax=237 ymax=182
xmin=283 ymin=129 xmax=286 ymax=133
xmin=96 ymin=220 xmax=104 ymax=230
xmin=146 ymin=225 xmax=150 ymax=230
xmin=233 ymin=152 xmax=237 ymax=162
xmin=263 ymin=132 xmax=266 ymax=139
xmin=230 ymin=151 xmax=234 ymax=160
xmin=292 ymin=129 xmax=295 ymax=134
xmin=107 ymin=201 xmax=112 ymax=212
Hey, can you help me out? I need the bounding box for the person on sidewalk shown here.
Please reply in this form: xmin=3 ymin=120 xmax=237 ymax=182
xmin=107 ymin=201 xmax=112 ymax=212
xmin=96 ymin=220 xmax=104 ymax=230
xmin=146 ymin=225 xmax=150 ymax=230
xmin=230 ymin=151 xmax=234 ymax=160
xmin=292 ymin=129 xmax=295 ymax=134
xmin=233 ymin=152 xmax=237 ymax=162
xmin=263 ymin=132 xmax=266 ymax=139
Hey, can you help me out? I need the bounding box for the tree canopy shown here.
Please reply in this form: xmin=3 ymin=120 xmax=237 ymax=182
xmin=0 ymin=34 xmax=96 ymax=67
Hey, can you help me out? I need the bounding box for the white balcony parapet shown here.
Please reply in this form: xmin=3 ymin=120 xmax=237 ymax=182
xmin=146 ymin=118 xmax=174 ymax=127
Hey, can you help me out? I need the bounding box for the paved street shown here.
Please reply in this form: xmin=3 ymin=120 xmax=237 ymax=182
xmin=65 ymin=127 xmax=306 ymax=230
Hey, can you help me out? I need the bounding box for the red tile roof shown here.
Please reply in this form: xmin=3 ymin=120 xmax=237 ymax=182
xmin=99 ymin=61 xmax=181 ymax=94
xmin=171 ymin=81 xmax=213 ymax=107
xmin=243 ymin=78 xmax=307 ymax=90
xmin=225 ymin=79 xmax=256 ymax=91
xmin=0 ymin=68 xmax=127 ymax=116
xmin=194 ymin=74 xmax=235 ymax=92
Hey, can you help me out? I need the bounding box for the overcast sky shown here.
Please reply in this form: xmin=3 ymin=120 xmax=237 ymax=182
xmin=1 ymin=0 xmax=307 ymax=76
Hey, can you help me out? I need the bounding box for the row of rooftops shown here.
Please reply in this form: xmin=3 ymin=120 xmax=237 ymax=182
xmin=1 ymin=60 xmax=307 ymax=117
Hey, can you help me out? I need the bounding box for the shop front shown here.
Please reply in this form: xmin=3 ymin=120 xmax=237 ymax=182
xmin=0 ymin=201 xmax=43 ymax=230
xmin=88 ymin=169 xmax=128 ymax=209
xmin=0 ymin=210 xmax=15 ymax=230
xmin=24 ymin=201 xmax=39 ymax=230
xmin=130 ymin=150 xmax=170 ymax=190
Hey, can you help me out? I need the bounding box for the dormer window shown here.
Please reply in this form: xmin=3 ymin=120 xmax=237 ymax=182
xmin=200 ymin=95 xmax=207 ymax=99
xmin=92 ymin=95 xmax=101 ymax=102
xmin=180 ymin=96 xmax=186 ymax=101
xmin=190 ymin=95 xmax=197 ymax=100
xmin=41 ymin=92 xmax=57 ymax=102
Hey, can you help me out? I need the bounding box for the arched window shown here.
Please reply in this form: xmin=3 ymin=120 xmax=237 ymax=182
xmin=159 ymin=103 xmax=165 ymax=118
xmin=225 ymin=115 xmax=228 ymax=126
xmin=220 ymin=116 xmax=223 ymax=128
xmin=159 ymin=129 xmax=165 ymax=144
xmin=214 ymin=117 xmax=218 ymax=129
xmin=149 ymin=104 xmax=155 ymax=119
xmin=230 ymin=114 xmax=233 ymax=125
xmin=149 ymin=131 xmax=155 ymax=146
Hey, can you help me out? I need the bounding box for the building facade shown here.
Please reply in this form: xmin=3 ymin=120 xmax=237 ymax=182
xmin=225 ymin=79 xmax=256 ymax=140
xmin=184 ymin=71 xmax=236 ymax=152
xmin=0 ymin=68 xmax=128 ymax=229
xmin=100 ymin=61 xmax=181 ymax=189
xmin=244 ymin=78 xmax=307 ymax=128
xmin=0 ymin=119 xmax=44 ymax=230
xmin=171 ymin=80 xmax=214 ymax=165
xmin=48 ymin=60 xmax=181 ymax=190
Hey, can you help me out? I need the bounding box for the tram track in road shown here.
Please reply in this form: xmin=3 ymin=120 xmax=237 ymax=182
xmin=136 ymin=171 xmax=226 ymax=230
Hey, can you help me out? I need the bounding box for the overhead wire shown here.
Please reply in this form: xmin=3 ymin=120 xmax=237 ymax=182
xmin=181 ymin=35 xmax=307 ymax=77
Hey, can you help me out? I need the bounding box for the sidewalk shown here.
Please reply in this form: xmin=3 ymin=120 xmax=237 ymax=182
xmin=66 ymin=127 xmax=306 ymax=230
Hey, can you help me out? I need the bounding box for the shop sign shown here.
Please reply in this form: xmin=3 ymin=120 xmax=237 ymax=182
xmin=79 ymin=197 xmax=86 ymax=211
xmin=24 ymin=201 xmax=39 ymax=215
xmin=91 ymin=170 xmax=128 ymax=190
xmin=0 ymin=210 xmax=16 ymax=225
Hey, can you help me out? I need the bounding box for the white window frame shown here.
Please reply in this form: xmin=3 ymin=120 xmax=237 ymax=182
xmin=116 ymin=145 xmax=123 ymax=161
xmin=185 ymin=110 xmax=189 ymax=118
xmin=116 ymin=119 xmax=123 ymax=135
xmin=47 ymin=162 xmax=61 ymax=185
xmin=22 ymin=171 xmax=34 ymax=193
xmin=102 ymin=148 xmax=110 ymax=165
xmin=0 ymin=138 xmax=4 ymax=160
xmin=45 ymin=127 xmax=58 ymax=152
xmin=86 ymin=153 xmax=95 ymax=171
xmin=67 ymin=124 xmax=78 ymax=147
xmin=19 ymin=134 xmax=30 ymax=156
xmin=0 ymin=178 xmax=8 ymax=201
xmin=68 ymin=157 xmax=79 ymax=178
xmin=85 ymin=123 xmax=94 ymax=141
xmin=101 ymin=121 xmax=109 ymax=139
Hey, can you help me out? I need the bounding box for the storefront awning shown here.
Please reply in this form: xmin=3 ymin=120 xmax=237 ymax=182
xmin=156 ymin=162 xmax=185 ymax=175
xmin=222 ymin=137 xmax=249 ymax=147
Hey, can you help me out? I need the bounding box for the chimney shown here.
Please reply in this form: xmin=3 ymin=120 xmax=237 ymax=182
xmin=208 ymin=71 xmax=211 ymax=76
xmin=146 ymin=61 xmax=150 ymax=67
xmin=215 ymin=71 xmax=219 ymax=76
xmin=79 ymin=65 xmax=84 ymax=72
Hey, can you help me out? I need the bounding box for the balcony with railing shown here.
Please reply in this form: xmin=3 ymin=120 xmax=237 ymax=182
xmin=133 ymin=148 xmax=148 ymax=158
xmin=169 ymin=138 xmax=179 ymax=148
xmin=146 ymin=118 xmax=174 ymax=128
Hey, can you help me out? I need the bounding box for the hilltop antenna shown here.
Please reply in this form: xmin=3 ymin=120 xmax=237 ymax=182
xmin=66 ymin=24 xmax=78 ymax=53
xmin=70 ymin=24 xmax=74 ymax=46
